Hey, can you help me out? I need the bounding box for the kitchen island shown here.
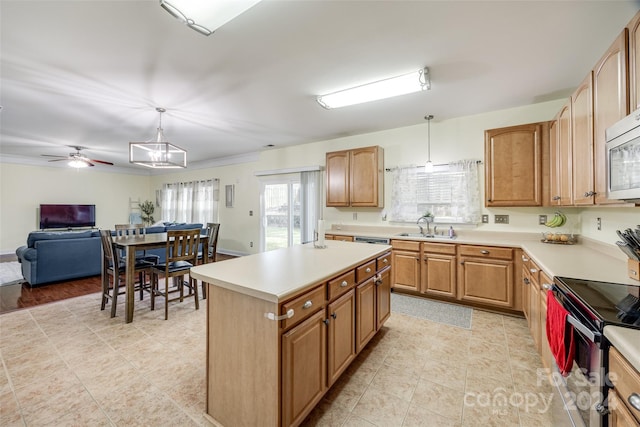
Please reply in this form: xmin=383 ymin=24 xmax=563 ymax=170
xmin=190 ymin=240 xmax=392 ymax=427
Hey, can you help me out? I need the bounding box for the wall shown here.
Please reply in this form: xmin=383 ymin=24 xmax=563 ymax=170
xmin=0 ymin=163 xmax=151 ymax=254
xmin=2 ymin=98 xmax=638 ymax=255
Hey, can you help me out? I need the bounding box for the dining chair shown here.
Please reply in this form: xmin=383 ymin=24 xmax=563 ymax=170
xmin=198 ymin=222 xmax=220 ymax=264
xmin=114 ymin=223 xmax=160 ymax=298
xmin=100 ymin=229 xmax=155 ymax=318
xmin=150 ymin=228 xmax=201 ymax=320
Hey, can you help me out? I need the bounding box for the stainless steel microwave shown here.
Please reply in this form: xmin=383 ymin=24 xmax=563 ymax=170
xmin=605 ymin=108 xmax=640 ymax=202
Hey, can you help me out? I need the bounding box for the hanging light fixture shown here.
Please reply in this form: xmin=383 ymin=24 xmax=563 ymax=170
xmin=129 ymin=107 xmax=187 ymax=169
xmin=424 ymin=114 xmax=434 ymax=173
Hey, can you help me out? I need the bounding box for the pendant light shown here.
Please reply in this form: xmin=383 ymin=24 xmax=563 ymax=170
xmin=129 ymin=107 xmax=187 ymax=169
xmin=424 ymin=114 xmax=434 ymax=173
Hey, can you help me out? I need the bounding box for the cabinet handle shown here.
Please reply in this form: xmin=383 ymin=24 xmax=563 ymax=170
xmin=302 ymin=301 xmax=313 ymax=309
xmin=542 ymin=283 xmax=552 ymax=291
xmin=480 ymin=250 xmax=489 ymax=255
xmin=365 ymin=267 xmax=371 ymax=273
xmin=583 ymin=191 xmax=596 ymax=197
xmin=530 ymin=268 xmax=537 ymax=273
xmin=331 ymin=312 xmax=337 ymax=319
xmin=264 ymin=309 xmax=294 ymax=321
xmin=522 ymin=256 xmax=529 ymax=262
xmin=523 ymin=278 xmax=530 ymax=285
xmin=383 ymin=258 xmax=388 ymax=264
xmin=552 ymin=196 xmax=561 ymax=201
xmin=460 ymin=261 xmax=465 ymax=265
xmin=323 ymin=319 xmax=330 ymax=326
xmin=340 ymin=280 xmax=348 ymax=287
xmin=629 ymin=393 xmax=640 ymax=411
xmin=487 ymin=199 xmax=492 ymax=202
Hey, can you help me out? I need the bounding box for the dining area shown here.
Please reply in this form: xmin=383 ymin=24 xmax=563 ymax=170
xmin=99 ymin=222 xmax=220 ymax=322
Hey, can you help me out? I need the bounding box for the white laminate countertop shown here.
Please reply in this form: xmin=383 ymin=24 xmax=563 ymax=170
xmin=190 ymin=240 xmax=390 ymax=303
xmin=604 ymin=326 xmax=640 ymax=372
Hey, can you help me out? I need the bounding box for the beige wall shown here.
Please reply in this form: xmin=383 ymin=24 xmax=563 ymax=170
xmin=2 ymin=98 xmax=638 ymax=255
xmin=0 ymin=164 xmax=151 ymax=254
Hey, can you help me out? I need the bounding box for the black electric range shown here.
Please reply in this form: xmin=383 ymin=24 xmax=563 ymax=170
xmin=553 ymin=276 xmax=640 ymax=332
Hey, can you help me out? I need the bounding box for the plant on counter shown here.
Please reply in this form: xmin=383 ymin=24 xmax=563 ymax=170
xmin=139 ymin=200 xmax=155 ymax=226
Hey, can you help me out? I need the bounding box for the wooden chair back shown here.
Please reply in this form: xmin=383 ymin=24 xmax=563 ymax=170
xmin=115 ymin=223 xmax=146 ymax=238
xmin=206 ymin=222 xmax=220 ymax=261
xmin=99 ymin=229 xmax=118 ymax=268
xmin=166 ymin=228 xmax=201 ymax=264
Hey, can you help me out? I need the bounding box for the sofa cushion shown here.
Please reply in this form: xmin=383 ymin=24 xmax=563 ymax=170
xmin=27 ymin=230 xmax=94 ymax=248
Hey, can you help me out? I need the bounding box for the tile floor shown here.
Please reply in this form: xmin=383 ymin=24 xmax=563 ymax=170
xmin=0 ymin=291 xmax=559 ymax=426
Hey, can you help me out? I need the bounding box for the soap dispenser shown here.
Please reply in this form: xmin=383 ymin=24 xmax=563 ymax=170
xmin=448 ymin=226 xmax=455 ymax=238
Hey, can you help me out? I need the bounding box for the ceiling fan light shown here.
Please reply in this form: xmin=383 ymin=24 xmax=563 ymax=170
xmin=69 ymin=159 xmax=89 ymax=168
xmin=317 ymin=67 xmax=430 ymax=109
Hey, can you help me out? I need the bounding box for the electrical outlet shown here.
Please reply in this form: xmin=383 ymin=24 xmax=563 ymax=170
xmin=353 ymin=212 xmax=358 ymax=220
xmin=249 ymin=241 xmax=253 ymax=248
xmin=494 ymin=214 xmax=509 ymax=224
xmin=482 ymin=214 xmax=489 ymax=223
xmin=597 ymin=217 xmax=601 ymax=231
xmin=539 ymin=215 xmax=547 ymax=225
xmin=249 ymin=210 xmax=253 ymax=216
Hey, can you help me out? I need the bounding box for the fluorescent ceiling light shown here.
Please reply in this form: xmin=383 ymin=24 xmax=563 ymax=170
xmin=160 ymin=0 xmax=262 ymax=36
xmin=317 ymin=68 xmax=430 ymax=109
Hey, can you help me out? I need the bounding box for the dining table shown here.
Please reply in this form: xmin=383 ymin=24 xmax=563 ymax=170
xmin=111 ymin=231 xmax=208 ymax=323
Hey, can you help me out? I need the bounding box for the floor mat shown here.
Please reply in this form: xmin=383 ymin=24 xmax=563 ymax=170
xmin=391 ymin=292 xmax=472 ymax=329
xmin=0 ymin=262 xmax=24 ymax=286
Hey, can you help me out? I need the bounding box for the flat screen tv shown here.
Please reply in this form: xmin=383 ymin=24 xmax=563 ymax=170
xmin=39 ymin=204 xmax=96 ymax=229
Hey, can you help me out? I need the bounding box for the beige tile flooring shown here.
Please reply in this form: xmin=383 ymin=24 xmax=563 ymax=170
xmin=0 ymin=292 xmax=558 ymax=426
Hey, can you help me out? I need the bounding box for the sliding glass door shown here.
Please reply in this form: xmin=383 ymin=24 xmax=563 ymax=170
xmin=261 ymin=180 xmax=301 ymax=251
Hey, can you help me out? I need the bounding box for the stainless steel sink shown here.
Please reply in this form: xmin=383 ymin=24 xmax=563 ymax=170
xmin=395 ymin=232 xmax=455 ymax=240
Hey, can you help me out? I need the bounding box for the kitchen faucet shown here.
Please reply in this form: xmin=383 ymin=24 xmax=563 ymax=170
xmin=416 ymin=216 xmax=433 ymax=237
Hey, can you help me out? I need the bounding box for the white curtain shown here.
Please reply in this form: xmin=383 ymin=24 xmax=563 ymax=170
xmin=389 ymin=160 xmax=481 ymax=224
xmin=300 ymin=170 xmax=323 ymax=244
xmin=161 ymin=179 xmax=219 ymax=224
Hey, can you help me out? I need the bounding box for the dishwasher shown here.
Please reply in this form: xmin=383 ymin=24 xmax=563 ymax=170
xmin=353 ymin=236 xmax=390 ymax=245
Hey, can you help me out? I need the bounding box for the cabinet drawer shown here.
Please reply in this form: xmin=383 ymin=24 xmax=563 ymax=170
xmin=609 ymin=347 xmax=640 ymax=422
xmin=391 ymin=240 xmax=421 ymax=251
xmin=327 ymin=270 xmax=356 ymax=301
xmin=333 ymin=235 xmax=354 ymax=242
xmin=282 ymin=285 xmax=326 ymax=330
xmin=377 ymin=252 xmax=391 ymax=271
xmin=356 ymin=260 xmax=376 ymax=283
xmin=459 ymin=245 xmax=513 ymax=260
xmin=423 ymin=242 xmax=456 ymax=255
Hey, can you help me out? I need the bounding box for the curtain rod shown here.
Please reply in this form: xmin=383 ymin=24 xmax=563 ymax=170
xmin=385 ymin=160 xmax=482 ymax=172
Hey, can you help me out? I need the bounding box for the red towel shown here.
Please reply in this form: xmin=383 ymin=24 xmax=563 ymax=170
xmin=545 ymin=290 xmax=575 ymax=376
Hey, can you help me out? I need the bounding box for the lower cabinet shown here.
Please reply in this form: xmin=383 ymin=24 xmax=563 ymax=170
xmin=356 ymin=279 xmax=376 ymax=353
xmin=376 ymin=266 xmax=391 ymax=329
xmin=421 ymin=243 xmax=456 ymax=298
xmin=608 ymin=346 xmax=640 ymax=426
xmin=457 ymin=245 xmax=514 ymax=309
xmin=539 ymin=271 xmax=554 ymax=371
xmin=327 ymin=290 xmax=356 ymax=386
xmin=282 ymin=309 xmax=327 ymax=427
xmin=391 ymin=240 xmax=421 ymax=292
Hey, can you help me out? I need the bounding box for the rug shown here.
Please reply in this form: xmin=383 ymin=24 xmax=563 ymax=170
xmin=0 ymin=262 xmax=24 ymax=286
xmin=391 ymin=292 xmax=472 ymax=329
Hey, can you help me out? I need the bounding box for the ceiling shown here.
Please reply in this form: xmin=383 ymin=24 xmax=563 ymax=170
xmin=1 ymin=0 xmax=639 ymax=173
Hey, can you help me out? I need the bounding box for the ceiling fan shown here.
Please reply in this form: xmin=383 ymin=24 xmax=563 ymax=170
xmin=41 ymin=146 xmax=114 ymax=167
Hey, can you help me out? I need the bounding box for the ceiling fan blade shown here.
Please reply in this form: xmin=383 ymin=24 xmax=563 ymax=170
xmin=89 ymin=159 xmax=114 ymax=165
xmin=41 ymin=154 xmax=67 ymax=158
xmin=47 ymin=158 xmax=69 ymax=162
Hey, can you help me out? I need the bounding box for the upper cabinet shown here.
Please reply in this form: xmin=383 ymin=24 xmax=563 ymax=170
xmin=326 ymin=146 xmax=384 ymax=207
xmin=593 ymin=29 xmax=629 ymax=205
xmin=550 ymin=101 xmax=573 ymax=206
xmin=484 ymin=122 xmax=548 ymax=207
xmin=571 ymin=72 xmax=596 ymax=206
xmin=628 ymin=12 xmax=640 ymax=111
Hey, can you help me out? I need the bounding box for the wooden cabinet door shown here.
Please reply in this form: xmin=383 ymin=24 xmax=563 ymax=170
xmin=484 ymin=123 xmax=543 ymax=206
xmin=327 ymin=290 xmax=356 ymax=386
xmin=556 ymin=101 xmax=573 ymax=206
xmin=521 ymin=254 xmax=531 ymax=321
xmin=458 ymin=257 xmax=514 ymax=308
xmin=376 ymin=266 xmax=391 ymax=330
xmin=609 ymin=389 xmax=639 ymax=427
xmin=628 ymin=11 xmax=640 ymax=111
xmin=594 ymin=29 xmax=629 ymax=205
xmin=549 ymin=119 xmax=560 ymax=206
xmin=350 ymin=146 xmax=383 ymax=207
xmin=572 ymin=72 xmax=596 ymax=205
xmin=528 ymin=260 xmax=541 ymax=353
xmin=392 ymin=250 xmax=420 ymax=292
xmin=355 ymin=278 xmax=376 ymax=354
xmin=539 ymin=271 xmax=554 ymax=371
xmin=421 ymin=253 xmax=456 ymax=298
xmin=282 ymin=309 xmax=327 ymax=427
xmin=326 ymin=150 xmax=350 ymax=207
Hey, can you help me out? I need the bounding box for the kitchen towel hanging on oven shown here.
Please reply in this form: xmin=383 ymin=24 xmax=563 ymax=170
xmin=546 ymin=290 xmax=575 ymax=376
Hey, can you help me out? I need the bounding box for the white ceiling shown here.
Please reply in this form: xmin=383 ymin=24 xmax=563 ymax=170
xmin=1 ymin=0 xmax=639 ymax=173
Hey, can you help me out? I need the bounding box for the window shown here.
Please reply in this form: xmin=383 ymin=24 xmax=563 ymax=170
xmin=389 ymin=160 xmax=481 ymax=224
xmin=160 ymin=179 xmax=219 ymax=224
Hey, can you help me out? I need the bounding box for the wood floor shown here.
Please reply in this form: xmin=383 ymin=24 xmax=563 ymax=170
xmin=0 ymin=253 xmax=234 ymax=314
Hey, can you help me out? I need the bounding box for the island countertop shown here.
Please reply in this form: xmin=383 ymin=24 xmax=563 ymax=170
xmin=190 ymin=240 xmax=391 ymax=303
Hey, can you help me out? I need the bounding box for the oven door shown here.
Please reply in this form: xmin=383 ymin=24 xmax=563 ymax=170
xmin=547 ymin=287 xmax=608 ymax=427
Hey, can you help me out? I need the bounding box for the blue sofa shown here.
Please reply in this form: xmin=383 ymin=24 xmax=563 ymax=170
xmin=15 ymin=223 xmax=203 ymax=286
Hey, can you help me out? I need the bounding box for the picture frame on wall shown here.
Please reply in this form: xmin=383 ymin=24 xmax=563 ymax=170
xmin=225 ymin=184 xmax=234 ymax=208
